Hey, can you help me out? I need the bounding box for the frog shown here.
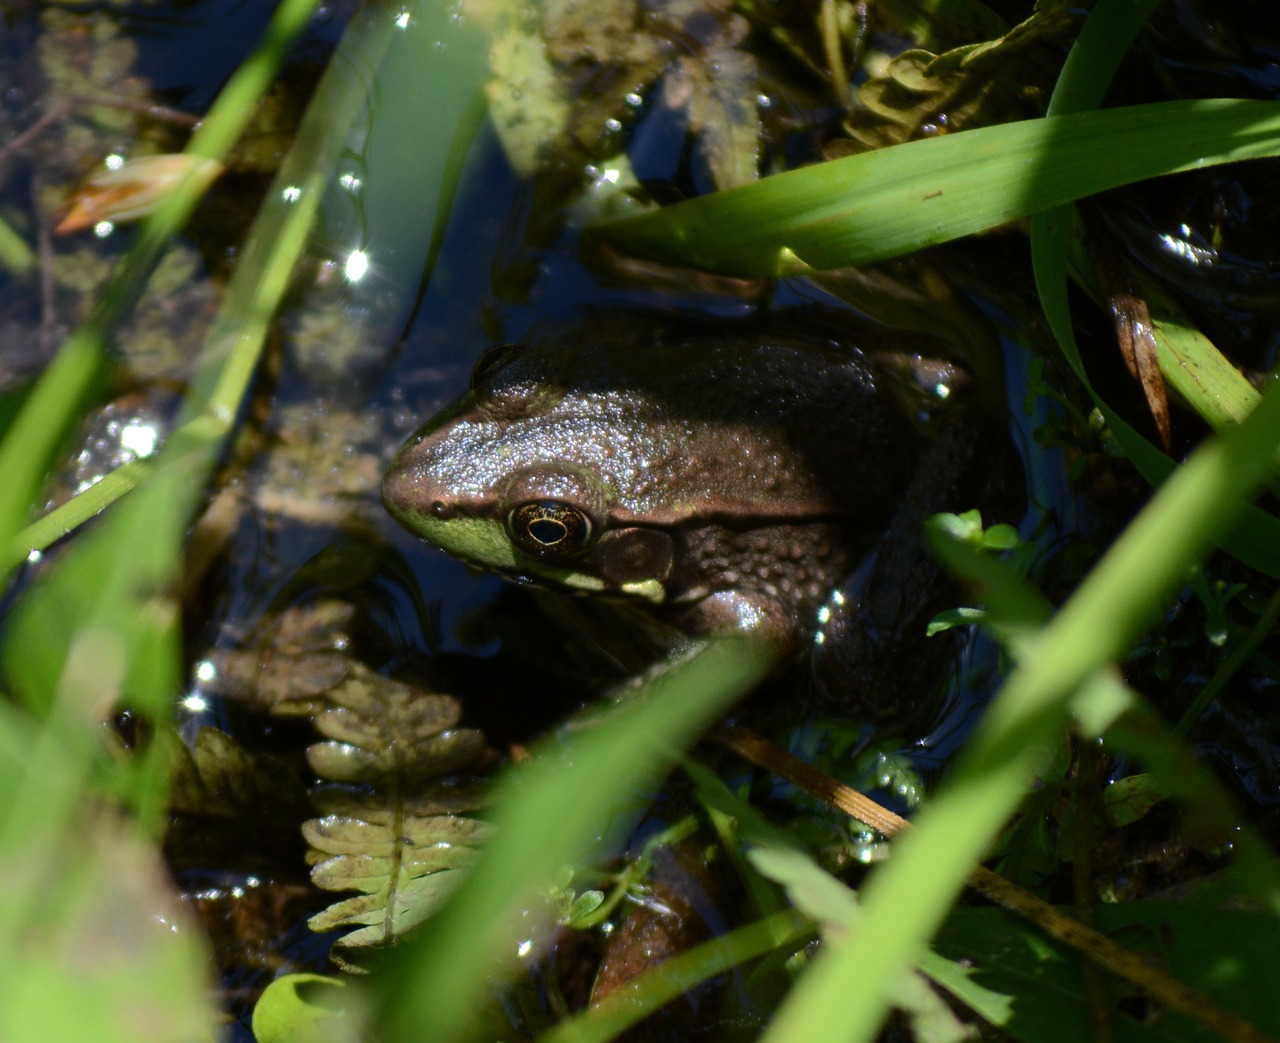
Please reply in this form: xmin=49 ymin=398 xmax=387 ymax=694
xmin=382 ymin=313 xmax=1015 ymax=722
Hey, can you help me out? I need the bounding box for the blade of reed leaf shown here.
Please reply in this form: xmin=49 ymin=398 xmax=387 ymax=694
xmin=537 ymin=910 xmax=811 ymax=1043
xmin=1033 ymin=0 xmax=1280 ymax=573
xmin=597 ymin=99 xmax=1280 ymax=277
xmin=761 ymin=335 xmax=1280 ymax=1043
xmin=759 ymin=3 xmax=1270 ymax=1038
xmin=11 ymin=0 xmax=490 ymax=561
xmin=0 ymin=213 xmax=35 ymax=274
xmin=373 ymin=637 xmax=782 ymax=1041
xmin=0 ymin=0 xmax=321 ymax=581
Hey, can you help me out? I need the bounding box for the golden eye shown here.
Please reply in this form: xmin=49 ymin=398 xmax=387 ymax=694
xmin=507 ymin=501 xmax=592 ymax=558
xmin=470 ymin=343 xmax=524 ymax=388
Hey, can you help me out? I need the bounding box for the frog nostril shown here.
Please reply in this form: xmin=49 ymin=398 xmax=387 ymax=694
xmin=431 ymin=500 xmax=452 ymax=518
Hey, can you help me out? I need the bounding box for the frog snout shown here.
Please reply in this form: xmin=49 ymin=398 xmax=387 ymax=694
xmin=381 ymin=451 xmax=438 ymax=524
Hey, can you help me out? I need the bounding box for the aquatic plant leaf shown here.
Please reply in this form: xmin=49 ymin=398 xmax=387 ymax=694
xmin=1101 ymin=773 xmax=1168 ymax=829
xmin=305 ymin=811 xmax=493 ymax=864
xmin=316 ymin=874 xmax=475 ymax=938
xmin=871 ymin=0 xmax=1010 ymax=51
xmin=252 ymin=974 xmax=365 ymax=1043
xmin=662 ymin=9 xmax=760 ymax=189
xmin=307 ymin=730 xmax=485 ymax=784
xmin=486 ymin=0 xmax=759 ymax=186
xmin=482 ymin=0 xmax=660 ymax=178
xmin=212 ymin=601 xmax=357 ymax=715
xmin=486 ymin=6 xmax=573 ymax=177
xmin=748 ymin=845 xmax=858 ymax=935
xmin=305 ymin=797 xmax=494 ymax=964
xmin=305 ymin=669 xmax=486 ymax=785
xmin=842 ymin=1 xmax=1074 ymax=151
xmin=747 ymin=845 xmax=976 ymax=1043
xmin=929 ymin=903 xmax=1280 ymax=1041
xmin=55 ymin=155 xmax=224 ymax=234
xmin=167 ymin=727 xmax=309 ymax=819
xmin=300 ymin=668 xmax=491 ymax=967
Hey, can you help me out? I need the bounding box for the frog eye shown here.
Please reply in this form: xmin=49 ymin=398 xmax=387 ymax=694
xmin=506 ymin=500 xmax=593 ymax=558
xmin=470 ymin=343 xmax=524 ymax=388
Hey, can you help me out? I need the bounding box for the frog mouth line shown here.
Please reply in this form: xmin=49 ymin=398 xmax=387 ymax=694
xmin=452 ymin=552 xmax=668 ymax=604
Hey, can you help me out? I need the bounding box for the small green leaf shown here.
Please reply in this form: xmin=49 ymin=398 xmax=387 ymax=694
xmin=979 ymin=524 xmax=1020 ymax=551
xmin=566 ymin=889 xmax=606 ymax=926
xmin=927 ymin=606 xmax=987 ymax=636
xmin=929 ymin=510 xmax=984 ymax=543
xmin=747 ymin=844 xmax=860 ymax=932
xmin=252 ymin=974 xmax=364 ymax=1043
xmin=1102 ymin=773 xmax=1168 ymax=828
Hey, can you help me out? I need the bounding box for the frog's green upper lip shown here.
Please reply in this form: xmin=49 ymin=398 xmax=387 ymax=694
xmin=384 ymin=444 xmax=673 ymax=603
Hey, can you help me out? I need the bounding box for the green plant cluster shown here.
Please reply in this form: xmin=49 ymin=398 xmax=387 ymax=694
xmin=3 ymin=0 xmax=1280 ymax=1041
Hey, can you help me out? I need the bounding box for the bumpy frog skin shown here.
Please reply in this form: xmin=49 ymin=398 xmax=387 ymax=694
xmin=383 ymin=316 xmax=1009 ymax=719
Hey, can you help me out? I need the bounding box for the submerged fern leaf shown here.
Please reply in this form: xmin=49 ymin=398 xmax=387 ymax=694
xmin=306 ymin=805 xmax=492 ymax=947
xmin=301 ymin=666 xmax=492 ymax=969
xmin=168 ymin=726 xmax=310 ymax=820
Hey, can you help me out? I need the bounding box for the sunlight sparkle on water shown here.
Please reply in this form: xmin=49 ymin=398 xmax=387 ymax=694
xmin=94 ymin=221 xmax=114 ymax=238
xmin=281 ymin=185 xmax=302 ymax=203
xmin=345 ymin=249 xmax=370 ymax=282
xmin=195 ymin=659 xmax=217 ymax=683
xmin=120 ymin=419 xmax=159 ymax=458
xmin=182 ymin=693 xmax=208 ymax=713
xmin=394 ymin=7 xmax=413 ymax=27
xmin=105 ymin=153 xmax=125 ymax=170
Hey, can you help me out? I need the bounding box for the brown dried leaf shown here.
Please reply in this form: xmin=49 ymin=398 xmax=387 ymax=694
xmin=56 ymin=155 xmax=223 ymax=234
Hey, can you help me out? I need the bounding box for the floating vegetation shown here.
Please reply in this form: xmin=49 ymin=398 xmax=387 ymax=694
xmin=298 ymin=671 xmax=492 ymax=971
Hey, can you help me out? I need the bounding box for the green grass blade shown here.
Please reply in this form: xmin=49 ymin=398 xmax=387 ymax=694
xmin=760 ymin=373 xmax=1280 ymax=1041
xmin=1025 ymin=0 xmax=1280 ymax=575
xmin=0 ymin=213 xmax=35 ymax=275
xmin=597 ymin=99 xmax=1280 ymax=276
xmin=12 ymin=0 xmax=491 ymax=560
xmin=0 ymin=0 xmax=321 ymax=581
xmin=1150 ymin=297 xmax=1261 ymax=430
xmin=1044 ymin=0 xmax=1162 ymax=116
xmin=0 ymin=2 xmax=344 ymax=1038
xmin=371 ymin=637 xmax=782 ymax=1040
xmin=538 ymin=909 xmax=810 ymax=1043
